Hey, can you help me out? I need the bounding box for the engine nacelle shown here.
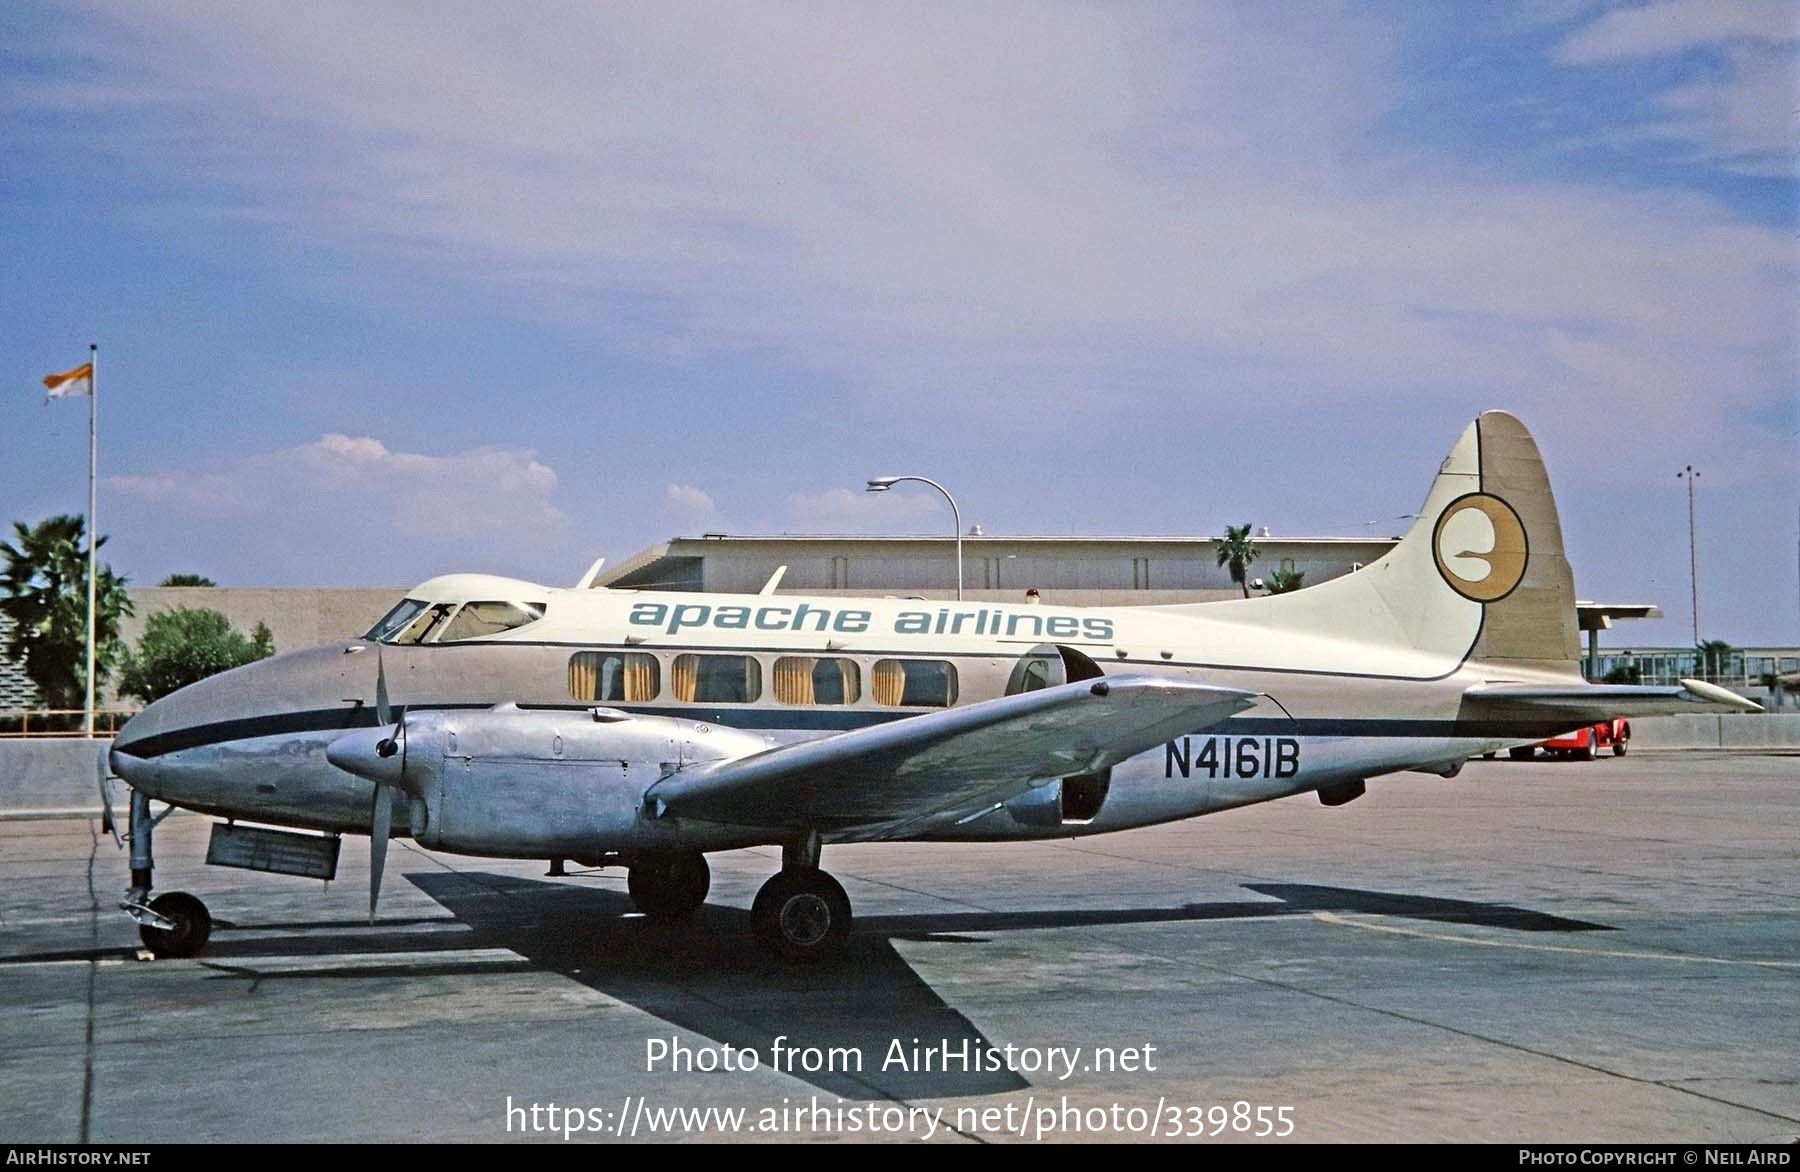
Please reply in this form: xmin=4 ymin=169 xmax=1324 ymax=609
xmin=396 ymin=706 xmax=770 ymax=857
xmin=1002 ymin=768 xmax=1112 ymax=828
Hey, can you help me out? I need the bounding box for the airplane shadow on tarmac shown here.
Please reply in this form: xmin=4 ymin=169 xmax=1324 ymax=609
xmin=0 ymin=874 xmax=1613 ymax=1101
xmin=265 ymin=873 xmax=1616 ymax=1101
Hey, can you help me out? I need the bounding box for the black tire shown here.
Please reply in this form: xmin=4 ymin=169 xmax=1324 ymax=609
xmin=1579 ymin=728 xmax=1597 ymax=761
xmin=1507 ymin=747 xmax=1534 ymax=761
xmin=1613 ymin=734 xmax=1629 ymax=757
xmin=627 ymin=854 xmax=711 ymax=919
xmin=751 ymin=868 xmax=851 ymax=962
xmin=139 ymin=892 xmax=212 ymax=958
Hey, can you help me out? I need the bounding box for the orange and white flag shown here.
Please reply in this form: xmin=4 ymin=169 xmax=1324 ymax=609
xmin=41 ymin=362 xmax=93 ymax=399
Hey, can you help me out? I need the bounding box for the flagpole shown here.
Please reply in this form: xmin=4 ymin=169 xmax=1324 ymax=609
xmin=85 ymin=342 xmax=98 ymax=739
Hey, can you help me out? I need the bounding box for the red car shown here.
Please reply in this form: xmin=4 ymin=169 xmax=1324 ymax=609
xmin=1507 ymin=718 xmax=1631 ymax=761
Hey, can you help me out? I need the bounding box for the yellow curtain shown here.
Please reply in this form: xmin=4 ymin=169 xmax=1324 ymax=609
xmin=872 ymin=660 xmax=905 ymax=706
xmin=672 ymin=655 xmax=699 ymax=702
xmin=775 ymin=658 xmax=815 ymax=704
xmin=568 ymin=653 xmax=599 ymax=701
xmin=623 ymin=654 xmax=656 ymax=702
xmin=836 ymin=659 xmax=859 ymax=704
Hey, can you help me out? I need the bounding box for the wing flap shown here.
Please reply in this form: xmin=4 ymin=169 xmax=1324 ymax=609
xmin=648 ymin=675 xmax=1255 ymax=831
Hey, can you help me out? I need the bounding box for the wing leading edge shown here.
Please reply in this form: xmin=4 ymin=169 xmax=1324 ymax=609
xmin=646 ymin=675 xmax=1256 ymax=834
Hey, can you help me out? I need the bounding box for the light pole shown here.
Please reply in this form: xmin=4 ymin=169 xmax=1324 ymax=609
xmin=1678 ymin=465 xmax=1699 ymax=645
xmin=866 ymin=475 xmax=962 ymax=601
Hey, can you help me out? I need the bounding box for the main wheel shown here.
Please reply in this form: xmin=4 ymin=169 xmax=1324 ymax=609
xmin=1612 ymin=734 xmax=1629 ymax=757
xmin=1578 ymin=728 xmax=1598 ymax=761
xmin=751 ymin=868 xmax=851 ymax=962
xmin=139 ymin=892 xmax=212 ymax=958
xmin=627 ymin=854 xmax=711 ymax=919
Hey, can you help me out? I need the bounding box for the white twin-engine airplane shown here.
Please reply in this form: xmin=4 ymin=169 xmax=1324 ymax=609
xmin=108 ymin=412 xmax=1757 ymax=961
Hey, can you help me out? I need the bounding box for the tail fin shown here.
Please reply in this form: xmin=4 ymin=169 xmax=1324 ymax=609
xmin=1151 ymin=411 xmax=1580 ymax=677
xmin=1459 ymin=412 xmax=1580 ymax=673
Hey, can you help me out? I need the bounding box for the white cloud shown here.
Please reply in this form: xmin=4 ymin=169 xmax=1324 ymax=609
xmin=664 ymin=483 xmax=715 ymax=515
xmin=658 ymin=482 xmax=719 ymax=533
xmin=1556 ymin=1 xmax=1799 ymax=176
xmin=107 ymin=435 xmax=572 ymax=583
xmin=1556 ymin=0 xmax=1795 ymax=62
xmin=26 ymin=5 xmax=1800 ymax=477
xmin=1649 ymin=44 xmax=1800 ymax=175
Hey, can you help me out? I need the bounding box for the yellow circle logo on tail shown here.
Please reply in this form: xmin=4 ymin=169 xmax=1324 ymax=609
xmin=1432 ymin=493 xmax=1528 ymax=602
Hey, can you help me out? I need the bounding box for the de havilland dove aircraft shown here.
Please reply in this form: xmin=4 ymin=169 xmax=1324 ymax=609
xmin=106 ymin=412 xmax=1758 ymax=961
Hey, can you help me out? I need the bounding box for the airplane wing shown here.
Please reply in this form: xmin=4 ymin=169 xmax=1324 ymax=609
xmin=1462 ymin=677 xmax=1762 ymax=718
xmin=646 ymin=675 xmax=1255 ymax=835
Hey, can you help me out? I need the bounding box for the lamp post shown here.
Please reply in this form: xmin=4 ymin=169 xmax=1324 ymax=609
xmin=866 ymin=475 xmax=962 ymax=601
xmin=1677 ymin=465 xmax=1699 ymax=645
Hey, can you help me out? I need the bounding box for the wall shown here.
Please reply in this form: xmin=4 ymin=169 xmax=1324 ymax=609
xmin=0 ymin=738 xmax=109 ymax=817
xmin=122 ymin=587 xmax=401 ymax=656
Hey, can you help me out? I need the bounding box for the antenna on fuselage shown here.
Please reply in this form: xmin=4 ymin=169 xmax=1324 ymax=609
xmin=574 ymin=556 xmax=607 ymax=590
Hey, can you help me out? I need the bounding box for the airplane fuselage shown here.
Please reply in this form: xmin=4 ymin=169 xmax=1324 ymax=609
xmin=110 ymin=584 xmax=1564 ymax=859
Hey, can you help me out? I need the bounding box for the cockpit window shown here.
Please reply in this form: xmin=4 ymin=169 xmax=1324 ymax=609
xmin=365 ymin=598 xmax=428 ymax=642
xmin=367 ymin=596 xmax=546 ymax=645
xmin=438 ymin=600 xmax=545 ymax=643
xmin=390 ymin=603 xmax=457 ymax=645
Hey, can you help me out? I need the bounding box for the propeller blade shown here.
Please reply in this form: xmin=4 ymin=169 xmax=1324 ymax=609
xmin=97 ymin=744 xmax=121 ymax=847
xmin=375 ymin=649 xmax=392 ymax=728
xmin=369 ymin=785 xmax=392 ymax=923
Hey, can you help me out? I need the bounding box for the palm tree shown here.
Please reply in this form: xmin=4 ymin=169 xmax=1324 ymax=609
xmin=158 ymin=573 xmax=217 ymax=587
xmin=1215 ymin=523 xmax=1260 ymax=598
xmin=0 ymin=515 xmax=132 ymax=718
xmin=1266 ymin=567 xmax=1306 ymax=595
xmin=1694 ymin=639 xmax=1734 ymax=680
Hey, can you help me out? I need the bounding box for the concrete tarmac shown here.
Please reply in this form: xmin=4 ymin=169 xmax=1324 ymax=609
xmin=1 ymin=751 xmax=1795 ymax=1143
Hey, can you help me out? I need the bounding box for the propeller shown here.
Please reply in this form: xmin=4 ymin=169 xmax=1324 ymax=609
xmin=368 ymin=649 xmax=405 ymax=923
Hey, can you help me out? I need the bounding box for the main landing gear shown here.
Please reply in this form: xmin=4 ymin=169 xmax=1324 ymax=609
xmin=624 ymin=841 xmax=851 ymax=960
xmin=625 ymin=853 xmax=711 ymax=919
xmin=121 ymin=790 xmax=213 ymax=958
xmin=750 ymin=832 xmax=851 ymax=962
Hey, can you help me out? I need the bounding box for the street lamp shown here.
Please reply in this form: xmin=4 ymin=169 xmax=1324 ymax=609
xmin=1678 ymin=465 xmax=1700 ymax=645
xmin=866 ymin=475 xmax=962 ymax=601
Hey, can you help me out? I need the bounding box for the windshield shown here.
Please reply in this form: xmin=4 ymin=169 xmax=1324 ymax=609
xmin=365 ymin=598 xmax=427 ymax=641
xmin=390 ymin=602 xmax=457 ymax=645
xmin=366 ymin=597 xmax=546 ymax=645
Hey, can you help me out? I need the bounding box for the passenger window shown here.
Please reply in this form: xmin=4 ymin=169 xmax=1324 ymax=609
xmin=871 ymin=659 xmax=958 ymax=707
xmin=568 ymin=652 xmax=660 ymax=702
xmin=672 ymin=654 xmax=762 ymax=703
xmin=441 ymin=600 xmax=545 ymax=643
xmin=773 ymin=657 xmax=861 ymax=705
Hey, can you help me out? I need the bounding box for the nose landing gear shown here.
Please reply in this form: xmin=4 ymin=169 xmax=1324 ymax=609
xmin=121 ymin=789 xmax=212 ymax=958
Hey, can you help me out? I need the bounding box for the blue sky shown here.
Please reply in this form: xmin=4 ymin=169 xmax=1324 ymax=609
xmin=3 ymin=2 xmax=1795 ymax=648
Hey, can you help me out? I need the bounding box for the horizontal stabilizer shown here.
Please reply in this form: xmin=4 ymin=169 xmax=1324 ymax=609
xmin=1463 ymin=678 xmax=1762 ymax=718
xmin=648 ymin=675 xmax=1255 ymax=833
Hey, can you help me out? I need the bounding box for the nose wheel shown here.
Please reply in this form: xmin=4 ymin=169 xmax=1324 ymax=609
xmin=135 ymin=892 xmax=213 ymax=958
xmin=751 ymin=867 xmax=851 ymax=962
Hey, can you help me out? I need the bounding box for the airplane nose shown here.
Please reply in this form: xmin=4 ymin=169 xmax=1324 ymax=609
xmin=325 ymin=727 xmax=408 ymax=788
